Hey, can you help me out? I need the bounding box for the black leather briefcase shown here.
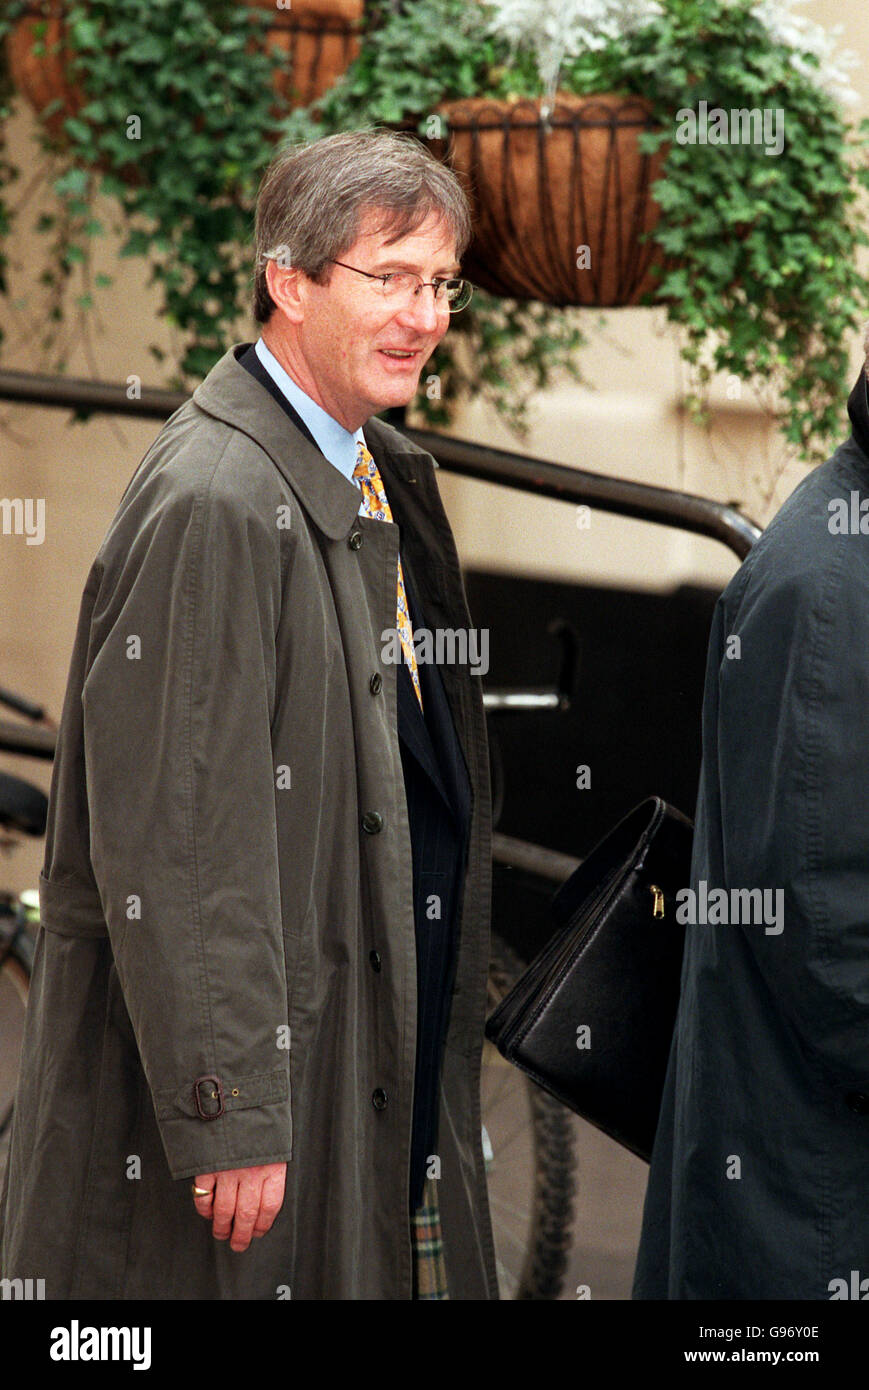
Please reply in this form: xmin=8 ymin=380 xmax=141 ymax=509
xmin=485 ymin=797 xmax=693 ymax=1162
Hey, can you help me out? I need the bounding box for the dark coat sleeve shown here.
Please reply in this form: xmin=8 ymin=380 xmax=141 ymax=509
xmin=710 ymin=532 xmax=869 ymax=1096
xmin=81 ymin=445 xmax=292 ymax=1180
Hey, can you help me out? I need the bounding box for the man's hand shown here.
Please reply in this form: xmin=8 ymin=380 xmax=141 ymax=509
xmin=192 ymin=1163 xmax=287 ymax=1252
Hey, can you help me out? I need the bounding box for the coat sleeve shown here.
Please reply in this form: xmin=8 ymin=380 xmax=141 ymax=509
xmin=81 ymin=446 xmax=292 ymax=1180
xmin=709 ymin=538 xmax=869 ymax=1096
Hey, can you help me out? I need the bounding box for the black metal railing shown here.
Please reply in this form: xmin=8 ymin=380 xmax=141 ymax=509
xmin=0 ymin=366 xmax=761 ymax=559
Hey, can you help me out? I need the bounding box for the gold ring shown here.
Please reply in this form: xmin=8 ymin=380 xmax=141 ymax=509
xmin=191 ymin=1184 xmax=213 ymax=1199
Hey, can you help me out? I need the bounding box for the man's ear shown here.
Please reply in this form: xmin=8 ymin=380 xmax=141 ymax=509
xmin=265 ymin=257 xmax=306 ymax=325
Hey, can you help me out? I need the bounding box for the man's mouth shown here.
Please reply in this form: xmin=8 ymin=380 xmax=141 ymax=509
xmin=379 ymin=348 xmax=419 ymax=359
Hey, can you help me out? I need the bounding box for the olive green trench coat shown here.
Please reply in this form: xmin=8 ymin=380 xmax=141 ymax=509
xmin=0 ymin=344 xmax=499 ymax=1299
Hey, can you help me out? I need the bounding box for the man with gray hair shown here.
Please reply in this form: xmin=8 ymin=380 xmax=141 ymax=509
xmin=0 ymin=129 xmax=499 ymax=1300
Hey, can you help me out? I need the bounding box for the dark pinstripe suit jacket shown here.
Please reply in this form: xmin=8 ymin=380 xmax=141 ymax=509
xmin=239 ymin=345 xmax=472 ymax=1209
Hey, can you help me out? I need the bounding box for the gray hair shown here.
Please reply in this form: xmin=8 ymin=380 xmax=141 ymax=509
xmin=252 ymin=128 xmax=472 ymax=323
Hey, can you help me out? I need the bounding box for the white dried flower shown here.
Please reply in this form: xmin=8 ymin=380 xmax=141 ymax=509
xmin=740 ymin=0 xmax=859 ymax=104
xmin=485 ymin=0 xmax=664 ymax=105
xmin=485 ymin=0 xmax=859 ymax=109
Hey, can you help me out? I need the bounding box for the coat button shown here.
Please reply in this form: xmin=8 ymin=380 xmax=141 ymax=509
xmin=361 ymin=811 xmax=383 ymax=834
xmin=372 ymin=1088 xmax=388 ymax=1110
xmin=369 ymin=949 xmax=382 ymax=972
xmin=369 ymin=672 xmax=382 ymax=695
xmin=348 ymin=530 xmax=363 ymax=550
xmin=846 ymin=1092 xmax=869 ymax=1115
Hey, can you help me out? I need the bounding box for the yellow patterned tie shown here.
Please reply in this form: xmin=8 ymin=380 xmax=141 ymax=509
xmin=353 ymin=439 xmax=423 ymax=712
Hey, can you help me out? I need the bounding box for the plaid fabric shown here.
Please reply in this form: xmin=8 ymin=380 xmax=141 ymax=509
xmin=410 ymin=1177 xmax=450 ymax=1300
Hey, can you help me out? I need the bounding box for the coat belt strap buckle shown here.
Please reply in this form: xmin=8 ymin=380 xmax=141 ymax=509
xmin=193 ymin=1074 xmax=225 ymax=1119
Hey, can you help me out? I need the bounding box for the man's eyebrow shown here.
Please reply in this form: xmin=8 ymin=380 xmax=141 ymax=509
xmin=371 ymin=259 xmax=462 ymax=276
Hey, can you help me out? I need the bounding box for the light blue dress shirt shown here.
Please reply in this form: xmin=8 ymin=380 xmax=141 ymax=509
xmin=253 ymin=338 xmax=418 ymax=633
xmin=255 ymin=336 xmax=369 ymax=514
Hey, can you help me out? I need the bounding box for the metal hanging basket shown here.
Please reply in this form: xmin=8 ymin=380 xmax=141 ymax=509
xmin=5 ymin=0 xmax=364 ymax=142
xmin=437 ymin=94 xmax=668 ymax=308
xmin=247 ymin=0 xmax=363 ymax=110
xmin=6 ymin=1 xmax=80 ymax=142
xmin=5 ymin=0 xmax=142 ymax=182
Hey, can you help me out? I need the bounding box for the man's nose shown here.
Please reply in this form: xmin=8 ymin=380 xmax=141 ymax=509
xmin=396 ymin=287 xmax=444 ymax=334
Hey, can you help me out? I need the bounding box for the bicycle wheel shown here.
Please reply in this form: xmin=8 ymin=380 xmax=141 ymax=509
xmin=0 ymin=918 xmax=33 ymax=1194
xmin=482 ymin=931 xmax=577 ymax=1299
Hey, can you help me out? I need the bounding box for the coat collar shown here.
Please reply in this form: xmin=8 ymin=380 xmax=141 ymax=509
xmin=192 ymin=344 xmax=436 ymax=540
xmin=847 ymin=366 xmax=869 ymax=465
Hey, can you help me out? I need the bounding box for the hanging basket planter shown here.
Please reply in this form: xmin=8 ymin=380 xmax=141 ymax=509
xmin=247 ymin=0 xmax=363 ymax=111
xmin=6 ymin=0 xmax=364 ymax=144
xmin=437 ymin=93 xmax=668 ymax=308
xmin=6 ymin=1 xmax=81 ymax=143
xmin=5 ymin=1 xmax=148 ymax=183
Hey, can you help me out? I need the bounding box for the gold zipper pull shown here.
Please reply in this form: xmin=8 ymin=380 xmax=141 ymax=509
xmin=650 ymin=884 xmax=665 ymax=918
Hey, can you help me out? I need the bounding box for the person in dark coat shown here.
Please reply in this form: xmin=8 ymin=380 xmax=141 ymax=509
xmin=633 ymin=350 xmax=869 ymax=1299
xmin=0 ymin=130 xmax=499 ymax=1300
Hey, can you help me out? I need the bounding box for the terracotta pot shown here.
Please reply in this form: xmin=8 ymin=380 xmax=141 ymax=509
xmin=437 ymin=93 xmax=668 ymax=307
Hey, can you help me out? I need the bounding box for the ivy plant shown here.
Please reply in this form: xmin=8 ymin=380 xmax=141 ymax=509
xmin=568 ymin=0 xmax=869 ymax=459
xmin=0 ymin=0 xmax=285 ymax=380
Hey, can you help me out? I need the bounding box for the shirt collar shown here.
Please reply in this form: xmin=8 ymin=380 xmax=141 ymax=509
xmin=255 ymin=336 xmax=365 ymax=482
xmin=191 ymin=345 xmax=440 ymax=545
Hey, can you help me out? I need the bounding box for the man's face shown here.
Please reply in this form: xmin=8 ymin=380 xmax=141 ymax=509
xmin=279 ymin=208 xmax=460 ymax=431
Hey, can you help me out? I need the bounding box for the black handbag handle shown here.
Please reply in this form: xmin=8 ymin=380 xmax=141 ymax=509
xmin=550 ymin=797 xmax=692 ymax=928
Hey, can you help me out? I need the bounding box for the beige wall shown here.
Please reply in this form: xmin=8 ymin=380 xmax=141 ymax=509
xmin=1 ymin=0 xmax=868 ymax=892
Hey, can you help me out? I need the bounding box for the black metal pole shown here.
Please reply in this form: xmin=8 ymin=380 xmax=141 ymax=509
xmin=0 ymin=366 xmax=761 ymax=556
